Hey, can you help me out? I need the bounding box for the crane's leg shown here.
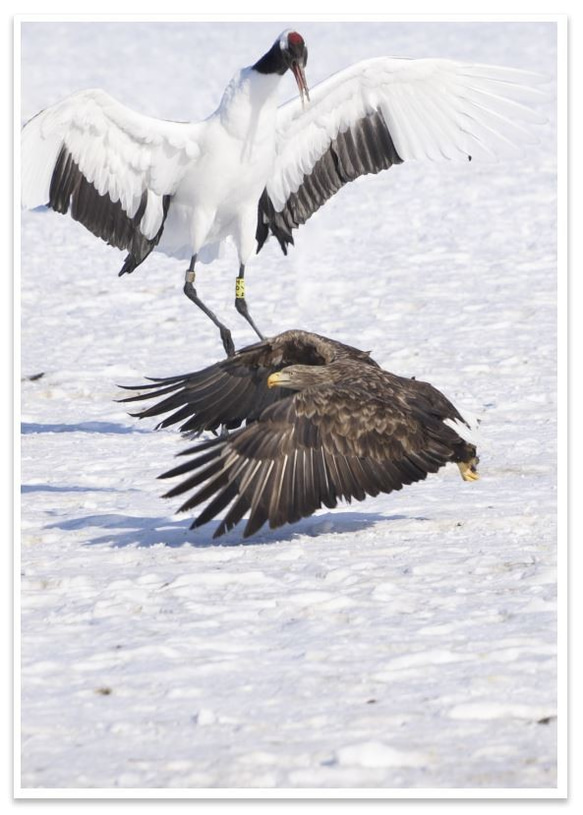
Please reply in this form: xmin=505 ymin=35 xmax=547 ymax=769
xmin=183 ymin=256 xmax=235 ymax=357
xmin=234 ymin=265 xmax=265 ymax=341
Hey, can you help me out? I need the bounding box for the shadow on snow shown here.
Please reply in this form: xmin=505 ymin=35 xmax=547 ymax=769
xmin=21 ymin=421 xmax=150 ymax=435
xmin=22 ymin=483 xmax=123 ymax=494
xmin=44 ymin=510 xmax=419 ymax=549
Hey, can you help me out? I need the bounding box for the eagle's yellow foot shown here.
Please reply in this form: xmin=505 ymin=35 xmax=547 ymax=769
xmin=458 ymin=460 xmax=480 ymax=482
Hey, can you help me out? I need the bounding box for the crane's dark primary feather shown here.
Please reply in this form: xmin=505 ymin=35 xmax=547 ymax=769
xmin=48 ymin=145 xmax=170 ymax=274
xmin=256 ymin=109 xmax=403 ymax=253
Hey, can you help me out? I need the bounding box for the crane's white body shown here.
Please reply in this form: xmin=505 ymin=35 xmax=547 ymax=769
xmin=158 ymin=68 xmax=284 ymax=264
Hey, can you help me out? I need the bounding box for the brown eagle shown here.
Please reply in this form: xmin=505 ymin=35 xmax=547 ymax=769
xmin=121 ymin=330 xmax=479 ymax=538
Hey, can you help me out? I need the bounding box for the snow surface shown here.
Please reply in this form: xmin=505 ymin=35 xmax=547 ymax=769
xmin=19 ymin=20 xmax=558 ymax=792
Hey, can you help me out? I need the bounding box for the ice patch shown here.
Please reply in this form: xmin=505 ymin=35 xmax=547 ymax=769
xmin=335 ymin=741 xmax=430 ymax=769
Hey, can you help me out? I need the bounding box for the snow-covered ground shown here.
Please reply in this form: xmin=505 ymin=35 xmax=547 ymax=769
xmin=18 ymin=20 xmax=559 ymax=792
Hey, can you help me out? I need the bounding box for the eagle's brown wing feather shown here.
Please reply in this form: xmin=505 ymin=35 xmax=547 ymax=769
xmin=161 ymin=366 xmax=476 ymax=537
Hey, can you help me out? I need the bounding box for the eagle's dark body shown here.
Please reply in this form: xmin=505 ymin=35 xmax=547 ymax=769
xmin=121 ymin=330 xmax=478 ymax=538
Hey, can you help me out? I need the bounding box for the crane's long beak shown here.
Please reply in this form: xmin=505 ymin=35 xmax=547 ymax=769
xmin=291 ymin=62 xmax=310 ymax=108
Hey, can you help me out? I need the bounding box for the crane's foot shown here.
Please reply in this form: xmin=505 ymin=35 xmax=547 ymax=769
xmin=235 ymin=288 xmax=265 ymax=341
xmin=184 ymin=276 xmax=236 ymax=358
xmin=220 ymin=326 xmax=236 ymax=357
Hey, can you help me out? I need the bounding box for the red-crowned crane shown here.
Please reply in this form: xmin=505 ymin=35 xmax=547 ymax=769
xmin=22 ymin=29 xmax=545 ymax=355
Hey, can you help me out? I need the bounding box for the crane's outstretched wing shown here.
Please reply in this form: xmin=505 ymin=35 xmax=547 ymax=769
xmin=257 ymin=57 xmax=546 ymax=252
xmin=22 ymin=89 xmax=202 ymax=272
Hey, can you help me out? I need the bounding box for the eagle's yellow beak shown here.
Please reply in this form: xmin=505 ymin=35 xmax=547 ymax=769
xmin=267 ymin=372 xmax=283 ymax=389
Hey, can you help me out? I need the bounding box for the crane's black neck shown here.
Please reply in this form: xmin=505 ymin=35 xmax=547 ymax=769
xmin=253 ymin=42 xmax=288 ymax=76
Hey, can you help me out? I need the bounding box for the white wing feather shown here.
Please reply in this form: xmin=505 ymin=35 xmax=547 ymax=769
xmin=21 ymin=88 xmax=202 ymax=237
xmin=269 ymin=57 xmax=547 ymax=211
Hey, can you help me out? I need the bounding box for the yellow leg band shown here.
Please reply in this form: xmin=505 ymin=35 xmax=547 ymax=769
xmin=235 ymin=277 xmax=245 ymax=299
